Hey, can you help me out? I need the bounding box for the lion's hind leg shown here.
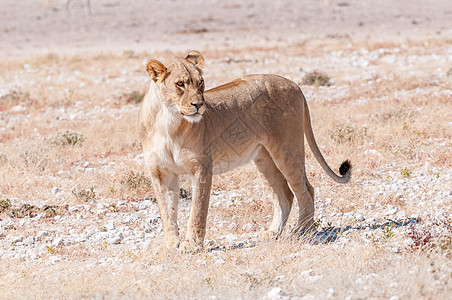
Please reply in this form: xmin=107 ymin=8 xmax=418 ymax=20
xmin=264 ymin=143 xmax=315 ymax=236
xmin=253 ymin=147 xmax=294 ymax=240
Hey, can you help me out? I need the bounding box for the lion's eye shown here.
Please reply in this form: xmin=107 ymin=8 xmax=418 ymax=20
xmin=199 ymin=80 xmax=204 ymax=87
xmin=176 ymin=81 xmax=184 ymax=87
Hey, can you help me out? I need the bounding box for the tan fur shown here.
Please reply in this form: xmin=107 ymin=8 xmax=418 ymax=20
xmin=139 ymin=51 xmax=351 ymax=251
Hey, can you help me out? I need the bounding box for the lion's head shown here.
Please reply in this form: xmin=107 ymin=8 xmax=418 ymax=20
xmin=146 ymin=51 xmax=206 ymax=122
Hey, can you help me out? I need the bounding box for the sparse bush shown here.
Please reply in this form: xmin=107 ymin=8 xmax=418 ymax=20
xmin=302 ymin=70 xmax=331 ymax=87
xmin=52 ymin=131 xmax=84 ymax=146
xmin=372 ymin=107 xmax=416 ymax=124
xmin=72 ymin=187 xmax=97 ymax=202
xmin=394 ymin=136 xmax=424 ymax=159
xmin=329 ymin=123 xmax=367 ymax=144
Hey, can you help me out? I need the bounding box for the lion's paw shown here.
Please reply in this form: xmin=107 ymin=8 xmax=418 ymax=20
xmin=257 ymin=230 xmax=279 ymax=242
xmin=179 ymin=240 xmax=203 ymax=254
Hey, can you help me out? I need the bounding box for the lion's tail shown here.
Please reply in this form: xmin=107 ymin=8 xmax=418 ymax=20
xmin=303 ymin=97 xmax=351 ymax=184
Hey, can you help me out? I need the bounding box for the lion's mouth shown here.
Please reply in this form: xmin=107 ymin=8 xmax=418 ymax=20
xmin=183 ymin=113 xmax=203 ymax=123
xmin=180 ymin=104 xmax=205 ymax=117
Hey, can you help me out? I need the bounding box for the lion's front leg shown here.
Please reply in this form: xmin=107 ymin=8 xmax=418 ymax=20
xmin=181 ymin=167 xmax=212 ymax=252
xmin=150 ymin=172 xmax=180 ymax=249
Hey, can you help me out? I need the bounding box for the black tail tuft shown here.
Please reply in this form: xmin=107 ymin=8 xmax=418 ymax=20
xmin=339 ymin=160 xmax=352 ymax=176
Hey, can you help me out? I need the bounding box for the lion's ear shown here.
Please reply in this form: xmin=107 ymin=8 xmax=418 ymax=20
xmin=185 ymin=50 xmax=204 ymax=69
xmin=146 ymin=60 xmax=167 ymax=83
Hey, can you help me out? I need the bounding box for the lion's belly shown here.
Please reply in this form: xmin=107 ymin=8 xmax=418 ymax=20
xmin=211 ymin=144 xmax=262 ymax=175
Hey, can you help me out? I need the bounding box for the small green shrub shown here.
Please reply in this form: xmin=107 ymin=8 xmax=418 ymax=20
xmin=302 ymin=70 xmax=331 ymax=87
xmin=98 ymin=241 xmax=109 ymax=251
xmin=400 ymin=167 xmax=412 ymax=178
xmin=382 ymin=222 xmax=395 ymax=241
xmin=0 ymin=199 xmax=12 ymax=213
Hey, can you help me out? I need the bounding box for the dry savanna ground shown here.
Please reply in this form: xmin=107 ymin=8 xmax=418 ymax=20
xmin=1 ymin=36 xmax=452 ymax=299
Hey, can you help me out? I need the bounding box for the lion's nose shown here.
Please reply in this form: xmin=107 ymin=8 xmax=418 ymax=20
xmin=190 ymin=102 xmax=202 ymax=109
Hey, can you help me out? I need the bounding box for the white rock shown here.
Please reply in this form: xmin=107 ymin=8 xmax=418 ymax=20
xmin=300 ymin=269 xmax=315 ymax=278
xmin=23 ymin=236 xmax=35 ymax=245
xmin=103 ymin=223 xmax=115 ymax=231
xmin=228 ymin=223 xmax=238 ymax=230
xmin=265 ymin=287 xmax=288 ymax=300
xmin=242 ymin=223 xmax=253 ymax=231
xmin=390 ymin=247 xmax=400 ymax=253
xmin=386 ymin=205 xmax=398 ymax=215
xmin=356 ymin=214 xmax=365 ymax=222
xmin=12 ymin=236 xmax=23 ymax=243
xmin=52 ymin=238 xmax=64 ymax=247
xmin=108 ymin=233 xmax=124 ymax=245
xmin=37 ymin=231 xmax=50 ymax=239
xmin=144 ymin=233 xmax=155 ymax=240
xmin=396 ymin=210 xmax=406 ymax=219
xmin=306 ymin=275 xmax=323 ymax=283
xmin=49 ymin=256 xmax=60 ymax=265
xmin=11 ymin=105 xmax=25 ymax=112
xmin=214 ymin=256 xmax=225 ymax=265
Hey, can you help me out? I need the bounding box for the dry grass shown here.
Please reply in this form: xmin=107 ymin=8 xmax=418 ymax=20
xmin=1 ymin=36 xmax=451 ymax=298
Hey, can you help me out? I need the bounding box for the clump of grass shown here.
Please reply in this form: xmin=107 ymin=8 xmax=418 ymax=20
xmin=302 ymin=70 xmax=331 ymax=86
xmin=329 ymin=123 xmax=367 ymax=144
xmin=120 ymin=171 xmax=152 ymax=190
xmin=118 ymin=90 xmax=146 ymax=105
xmin=72 ymin=187 xmax=97 ymax=202
xmin=52 ymin=131 xmax=84 ymax=146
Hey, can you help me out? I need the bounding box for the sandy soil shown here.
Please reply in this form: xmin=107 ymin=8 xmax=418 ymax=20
xmin=1 ymin=0 xmax=452 ymax=57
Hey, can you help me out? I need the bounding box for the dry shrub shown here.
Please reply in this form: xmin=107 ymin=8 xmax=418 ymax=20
xmin=117 ymin=90 xmax=146 ymax=105
xmin=116 ymin=171 xmax=153 ymax=200
xmin=329 ymin=123 xmax=367 ymax=144
xmin=407 ymin=217 xmax=452 ymax=256
xmin=52 ymin=131 xmax=85 ymax=147
xmin=72 ymin=186 xmax=97 ymax=202
xmin=302 ymin=70 xmax=331 ymax=86
xmin=0 ymin=88 xmax=33 ymax=110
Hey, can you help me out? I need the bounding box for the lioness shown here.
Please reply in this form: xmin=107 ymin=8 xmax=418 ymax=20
xmin=139 ymin=51 xmax=351 ymax=251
